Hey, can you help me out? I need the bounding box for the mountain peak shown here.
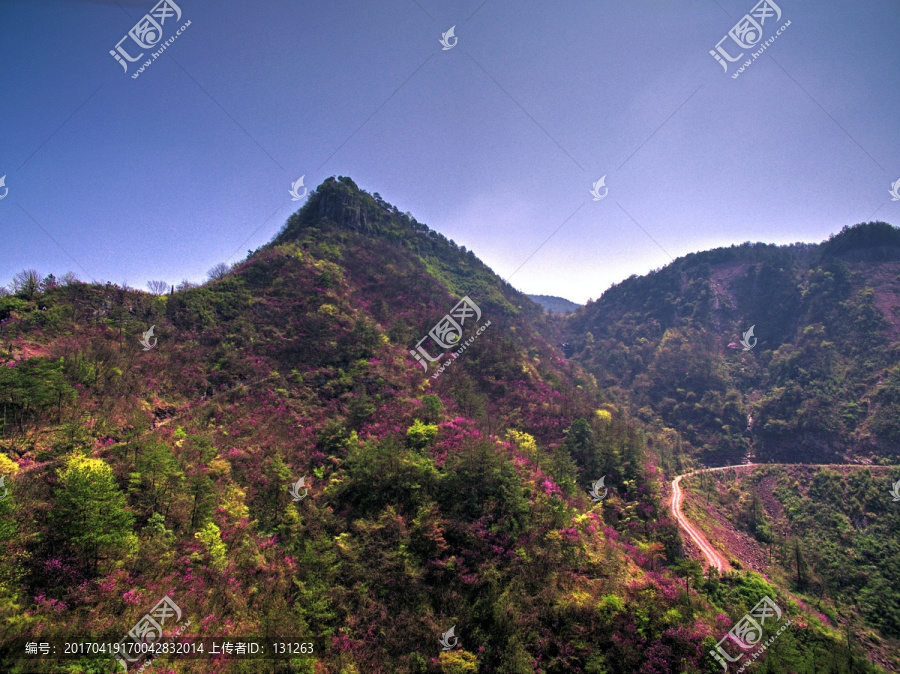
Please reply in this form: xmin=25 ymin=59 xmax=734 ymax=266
xmin=276 ymin=176 xmax=400 ymax=241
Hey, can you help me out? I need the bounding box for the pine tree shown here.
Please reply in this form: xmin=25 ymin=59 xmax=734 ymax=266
xmin=52 ymin=456 xmax=135 ymax=574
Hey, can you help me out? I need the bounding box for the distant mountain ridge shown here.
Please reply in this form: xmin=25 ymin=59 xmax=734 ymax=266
xmin=563 ymin=221 xmax=900 ymax=466
xmin=526 ymin=294 xmax=580 ymax=314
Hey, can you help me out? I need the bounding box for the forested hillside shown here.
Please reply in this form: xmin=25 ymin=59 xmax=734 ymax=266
xmin=563 ymin=222 xmax=900 ymax=466
xmin=0 ymin=178 xmax=887 ymax=672
xmin=678 ymin=465 xmax=900 ymax=671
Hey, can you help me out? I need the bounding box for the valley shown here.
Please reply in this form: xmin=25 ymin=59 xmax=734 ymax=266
xmin=0 ymin=178 xmax=897 ymax=672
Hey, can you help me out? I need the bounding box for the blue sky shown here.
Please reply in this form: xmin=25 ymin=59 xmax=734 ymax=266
xmin=1 ymin=0 xmax=898 ymax=303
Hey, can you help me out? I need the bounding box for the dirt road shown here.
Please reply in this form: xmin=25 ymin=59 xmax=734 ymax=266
xmin=670 ymin=463 xmax=895 ymax=572
xmin=671 ymin=470 xmax=732 ymax=572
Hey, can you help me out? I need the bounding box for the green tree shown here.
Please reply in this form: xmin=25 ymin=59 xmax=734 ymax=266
xmin=51 ymin=456 xmax=135 ymax=574
xmin=193 ymin=521 xmax=227 ymax=570
xmin=187 ymin=473 xmax=216 ymax=533
xmin=406 ymin=419 xmax=438 ymax=449
xmin=671 ymin=558 xmax=704 ymax=608
xmin=0 ymin=358 xmax=74 ymax=444
xmin=253 ymin=453 xmax=293 ymax=532
xmin=128 ymin=440 xmax=184 ymax=521
xmin=0 ymin=458 xmax=17 ymax=543
xmin=420 ymin=394 xmax=443 ymax=423
xmin=563 ymin=418 xmax=597 ymax=476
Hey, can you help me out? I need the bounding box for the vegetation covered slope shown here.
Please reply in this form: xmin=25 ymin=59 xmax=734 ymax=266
xmin=679 ymin=465 xmax=900 ymax=672
xmin=562 ymin=222 xmax=900 ymax=466
xmin=0 ymin=178 xmax=884 ymax=672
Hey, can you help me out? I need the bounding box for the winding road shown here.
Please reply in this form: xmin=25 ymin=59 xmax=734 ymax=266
xmin=670 ymin=463 xmax=896 ymax=572
xmin=670 ymin=465 xmax=746 ymax=572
